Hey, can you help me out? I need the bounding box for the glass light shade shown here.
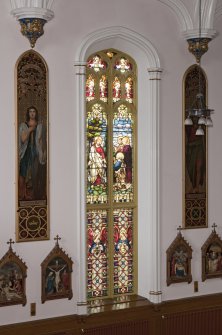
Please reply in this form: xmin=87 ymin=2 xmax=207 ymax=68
xmin=206 ymin=116 xmax=213 ymax=126
xmin=198 ymin=115 xmax=206 ymax=125
xmin=184 ymin=116 xmax=193 ymax=125
xmin=196 ymin=125 xmax=204 ymax=136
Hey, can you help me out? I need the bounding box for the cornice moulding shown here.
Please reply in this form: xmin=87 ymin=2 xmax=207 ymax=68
xmin=11 ymin=7 xmax=54 ymax=21
xmin=183 ymin=28 xmax=217 ymax=40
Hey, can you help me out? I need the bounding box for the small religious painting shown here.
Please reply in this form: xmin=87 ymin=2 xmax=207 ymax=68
xmin=201 ymin=224 xmax=222 ymax=281
xmin=16 ymin=49 xmax=49 ymax=241
xmin=0 ymin=239 xmax=27 ymax=307
xmin=41 ymin=236 xmax=73 ymax=303
xmin=166 ymin=227 xmax=192 ymax=286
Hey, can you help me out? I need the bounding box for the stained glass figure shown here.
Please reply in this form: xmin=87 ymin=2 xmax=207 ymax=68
xmin=88 ymin=55 xmax=106 ymax=72
xmin=113 ymin=105 xmax=133 ymax=202
xmin=99 ymin=75 xmax=108 ymax=102
xmin=87 ymin=104 xmax=108 ymax=204
xmin=86 ymin=74 xmax=95 ymax=102
xmin=113 ymin=76 xmax=121 ymax=102
xmin=125 ymin=77 xmax=133 ymax=103
xmin=114 ymin=57 xmax=132 ymax=73
xmin=113 ymin=209 xmax=133 ymax=295
xmin=87 ymin=210 xmax=108 ymax=298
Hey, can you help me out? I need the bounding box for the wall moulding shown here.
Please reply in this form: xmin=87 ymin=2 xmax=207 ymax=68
xmin=10 ymin=0 xmax=54 ymax=21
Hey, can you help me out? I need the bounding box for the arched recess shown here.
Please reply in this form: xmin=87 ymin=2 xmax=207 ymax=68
xmin=75 ymin=26 xmax=162 ymax=311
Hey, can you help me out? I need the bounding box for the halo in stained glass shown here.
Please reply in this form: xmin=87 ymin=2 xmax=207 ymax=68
xmin=113 ymin=105 xmax=133 ymax=203
xmin=86 ymin=104 xmax=108 ymax=204
xmin=87 ymin=210 xmax=108 ymax=298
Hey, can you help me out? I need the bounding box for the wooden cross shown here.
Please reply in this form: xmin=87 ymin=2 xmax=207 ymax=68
xmin=54 ymin=235 xmax=61 ymax=245
xmin=212 ymin=223 xmax=217 ymax=232
xmin=177 ymin=226 xmax=183 ymax=234
xmin=7 ymin=238 xmax=15 ymax=249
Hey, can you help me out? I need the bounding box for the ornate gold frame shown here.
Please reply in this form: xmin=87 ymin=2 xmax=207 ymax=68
xmin=15 ymin=49 xmax=49 ymax=241
xmin=182 ymin=64 xmax=208 ymax=228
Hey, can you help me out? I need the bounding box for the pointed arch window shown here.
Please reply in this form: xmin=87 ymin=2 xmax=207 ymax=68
xmin=86 ymin=49 xmax=137 ymax=299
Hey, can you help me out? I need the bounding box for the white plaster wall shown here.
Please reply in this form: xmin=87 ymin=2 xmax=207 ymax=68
xmin=0 ymin=0 xmax=222 ymax=326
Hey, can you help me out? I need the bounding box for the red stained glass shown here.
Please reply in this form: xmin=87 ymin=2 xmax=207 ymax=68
xmin=99 ymin=75 xmax=108 ymax=102
xmin=86 ymin=74 xmax=95 ymax=102
xmin=113 ymin=209 xmax=134 ymax=295
xmin=87 ymin=55 xmax=106 ymax=72
xmin=87 ymin=210 xmax=108 ymax=298
xmin=125 ymin=77 xmax=133 ymax=103
xmin=114 ymin=57 xmax=132 ymax=73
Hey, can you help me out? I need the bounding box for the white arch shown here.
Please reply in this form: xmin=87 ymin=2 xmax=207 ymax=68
xmin=158 ymin=0 xmax=193 ymax=32
xmin=75 ymin=26 xmax=162 ymax=310
xmin=76 ymin=26 xmax=160 ymax=69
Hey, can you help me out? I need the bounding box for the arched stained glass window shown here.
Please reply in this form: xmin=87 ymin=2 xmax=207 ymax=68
xmin=86 ymin=49 xmax=137 ymax=299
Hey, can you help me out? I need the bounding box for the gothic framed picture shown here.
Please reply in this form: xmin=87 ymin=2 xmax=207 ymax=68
xmin=41 ymin=236 xmax=73 ymax=303
xmin=166 ymin=227 xmax=192 ymax=286
xmin=0 ymin=239 xmax=27 ymax=307
xmin=202 ymin=224 xmax=222 ymax=281
xmin=16 ymin=49 xmax=49 ymax=242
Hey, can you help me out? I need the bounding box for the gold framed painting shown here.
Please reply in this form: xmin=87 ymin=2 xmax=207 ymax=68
xmin=183 ymin=64 xmax=208 ymax=228
xmin=15 ymin=50 xmax=49 ymax=241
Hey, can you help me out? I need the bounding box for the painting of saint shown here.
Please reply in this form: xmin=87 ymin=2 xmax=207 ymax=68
xmin=170 ymin=248 xmax=188 ymax=278
xmin=206 ymin=244 xmax=222 ymax=274
xmin=18 ymin=106 xmax=47 ymax=201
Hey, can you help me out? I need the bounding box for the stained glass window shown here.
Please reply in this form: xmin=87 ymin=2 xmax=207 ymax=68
xmin=86 ymin=50 xmax=137 ymax=300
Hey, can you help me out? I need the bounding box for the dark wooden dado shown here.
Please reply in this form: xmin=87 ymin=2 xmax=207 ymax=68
xmin=1 ymin=293 xmax=222 ymax=335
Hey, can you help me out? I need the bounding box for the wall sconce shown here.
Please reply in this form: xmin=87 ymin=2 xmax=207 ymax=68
xmin=10 ymin=0 xmax=54 ymax=48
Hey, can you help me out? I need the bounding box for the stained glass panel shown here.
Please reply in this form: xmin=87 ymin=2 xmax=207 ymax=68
xmin=113 ymin=209 xmax=134 ymax=295
xmin=125 ymin=77 xmax=133 ymax=103
xmin=87 ymin=210 xmax=108 ymax=298
xmin=86 ymin=74 xmax=95 ymax=102
xmin=99 ymin=75 xmax=108 ymax=102
xmin=87 ymin=104 xmax=108 ymax=204
xmin=113 ymin=76 xmax=121 ymax=102
xmin=87 ymin=55 xmax=107 ymax=72
xmin=114 ymin=57 xmax=132 ymax=73
xmin=113 ymin=105 xmax=133 ymax=202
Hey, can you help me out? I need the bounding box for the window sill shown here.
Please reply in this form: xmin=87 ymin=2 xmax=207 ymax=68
xmin=87 ymin=294 xmax=151 ymax=314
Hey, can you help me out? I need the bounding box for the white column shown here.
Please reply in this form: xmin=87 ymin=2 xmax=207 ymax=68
xmin=10 ymin=0 xmax=54 ymax=21
xmin=74 ymin=62 xmax=88 ymax=314
xmin=147 ymin=68 xmax=162 ymax=304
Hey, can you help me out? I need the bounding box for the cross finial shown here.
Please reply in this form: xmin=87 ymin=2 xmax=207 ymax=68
xmin=7 ymin=238 xmax=15 ymax=250
xmin=54 ymin=235 xmax=61 ymax=245
xmin=177 ymin=226 xmax=183 ymax=234
xmin=212 ymin=223 xmax=217 ymax=232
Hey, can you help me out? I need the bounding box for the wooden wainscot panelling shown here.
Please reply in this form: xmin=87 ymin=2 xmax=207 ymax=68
xmin=1 ymin=293 xmax=222 ymax=335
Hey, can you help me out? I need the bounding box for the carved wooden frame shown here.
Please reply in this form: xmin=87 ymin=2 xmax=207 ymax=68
xmin=0 ymin=243 xmax=27 ymax=307
xmin=166 ymin=231 xmax=192 ymax=286
xmin=202 ymin=229 xmax=222 ymax=281
xmin=41 ymin=239 xmax=73 ymax=303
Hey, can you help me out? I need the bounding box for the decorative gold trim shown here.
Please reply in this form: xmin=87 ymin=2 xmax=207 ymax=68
xmin=182 ymin=64 xmax=208 ymax=229
xmin=15 ymin=49 xmax=49 ymax=241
